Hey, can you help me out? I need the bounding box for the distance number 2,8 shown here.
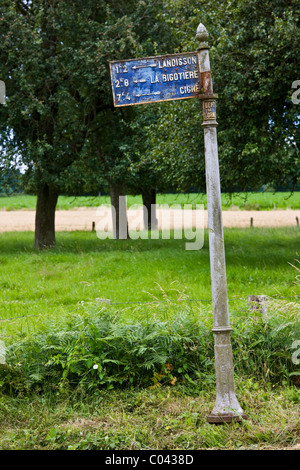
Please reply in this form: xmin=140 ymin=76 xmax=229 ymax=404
xmin=115 ymin=78 xmax=129 ymax=88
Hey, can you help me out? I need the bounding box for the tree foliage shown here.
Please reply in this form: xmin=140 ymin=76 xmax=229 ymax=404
xmin=0 ymin=0 xmax=173 ymax=245
xmin=0 ymin=0 xmax=299 ymax=247
xmin=148 ymin=0 xmax=300 ymax=192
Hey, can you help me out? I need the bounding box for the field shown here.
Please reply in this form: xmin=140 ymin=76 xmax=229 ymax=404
xmin=1 ymin=191 xmax=300 ymax=211
xmin=0 ymin=228 xmax=299 ymax=330
xmin=0 ymin=193 xmax=299 ymax=450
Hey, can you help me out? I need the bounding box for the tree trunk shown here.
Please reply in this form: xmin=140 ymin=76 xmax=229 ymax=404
xmin=34 ymin=185 xmax=59 ymax=250
xmin=110 ymin=183 xmax=129 ymax=239
xmin=142 ymin=189 xmax=157 ymax=230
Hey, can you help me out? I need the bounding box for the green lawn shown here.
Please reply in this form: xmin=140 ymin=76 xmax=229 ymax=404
xmin=0 ymin=228 xmax=299 ymax=450
xmin=0 ymin=191 xmax=300 ymax=211
xmin=0 ymin=227 xmax=299 ymax=339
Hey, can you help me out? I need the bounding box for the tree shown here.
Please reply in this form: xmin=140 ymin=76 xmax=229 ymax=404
xmin=0 ymin=0 xmax=177 ymax=244
xmin=0 ymin=1 xmax=91 ymax=248
xmin=73 ymin=0 xmax=177 ymax=237
xmin=2 ymin=0 xmax=296 ymax=250
xmin=213 ymin=0 xmax=300 ymax=191
xmin=146 ymin=0 xmax=300 ymax=192
xmin=0 ymin=165 xmax=22 ymax=194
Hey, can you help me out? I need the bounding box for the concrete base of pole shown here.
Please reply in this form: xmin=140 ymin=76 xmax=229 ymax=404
xmin=206 ymin=329 xmax=247 ymax=424
xmin=207 ymin=413 xmax=248 ymax=424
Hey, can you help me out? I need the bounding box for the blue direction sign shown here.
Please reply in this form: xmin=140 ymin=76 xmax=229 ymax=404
xmin=109 ymin=52 xmax=200 ymax=107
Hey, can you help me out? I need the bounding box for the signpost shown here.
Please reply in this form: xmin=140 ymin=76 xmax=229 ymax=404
xmin=110 ymin=52 xmax=199 ymax=107
xmin=0 ymin=81 xmax=5 ymax=105
xmin=109 ymin=24 xmax=247 ymax=423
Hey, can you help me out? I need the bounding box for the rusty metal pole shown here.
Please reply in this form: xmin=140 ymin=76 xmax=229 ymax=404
xmin=196 ymin=24 xmax=247 ymax=423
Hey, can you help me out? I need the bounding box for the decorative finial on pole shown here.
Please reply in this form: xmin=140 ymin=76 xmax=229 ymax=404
xmin=196 ymin=23 xmax=247 ymax=424
xmin=196 ymin=23 xmax=209 ymax=48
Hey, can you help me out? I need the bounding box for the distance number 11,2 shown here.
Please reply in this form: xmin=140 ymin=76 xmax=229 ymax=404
xmin=114 ymin=64 xmax=131 ymax=102
xmin=114 ymin=64 xmax=128 ymax=74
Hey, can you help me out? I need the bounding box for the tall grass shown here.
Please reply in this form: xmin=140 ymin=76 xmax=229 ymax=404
xmin=0 ymin=288 xmax=299 ymax=398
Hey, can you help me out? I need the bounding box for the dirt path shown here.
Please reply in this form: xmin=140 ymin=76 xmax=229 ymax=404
xmin=0 ymin=208 xmax=299 ymax=232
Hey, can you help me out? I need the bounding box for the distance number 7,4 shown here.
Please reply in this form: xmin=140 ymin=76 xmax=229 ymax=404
xmin=116 ymin=92 xmax=131 ymax=102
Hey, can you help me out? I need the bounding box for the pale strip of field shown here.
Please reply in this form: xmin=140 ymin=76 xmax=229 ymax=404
xmin=0 ymin=208 xmax=299 ymax=232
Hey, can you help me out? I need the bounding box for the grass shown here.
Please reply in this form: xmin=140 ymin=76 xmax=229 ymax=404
xmin=0 ymin=227 xmax=299 ymax=339
xmin=0 ymin=383 xmax=299 ymax=450
xmin=0 ymin=191 xmax=300 ymax=211
xmin=0 ymin=227 xmax=299 ymax=450
xmin=0 ymin=299 xmax=299 ymax=450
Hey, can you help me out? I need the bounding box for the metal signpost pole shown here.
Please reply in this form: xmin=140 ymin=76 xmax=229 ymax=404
xmin=196 ymin=24 xmax=247 ymax=423
xmin=0 ymin=81 xmax=5 ymax=105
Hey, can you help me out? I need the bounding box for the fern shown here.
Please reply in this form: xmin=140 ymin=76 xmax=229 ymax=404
xmin=1 ymin=292 xmax=298 ymax=396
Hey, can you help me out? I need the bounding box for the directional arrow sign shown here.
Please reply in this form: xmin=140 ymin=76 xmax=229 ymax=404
xmin=109 ymin=52 xmax=200 ymax=107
